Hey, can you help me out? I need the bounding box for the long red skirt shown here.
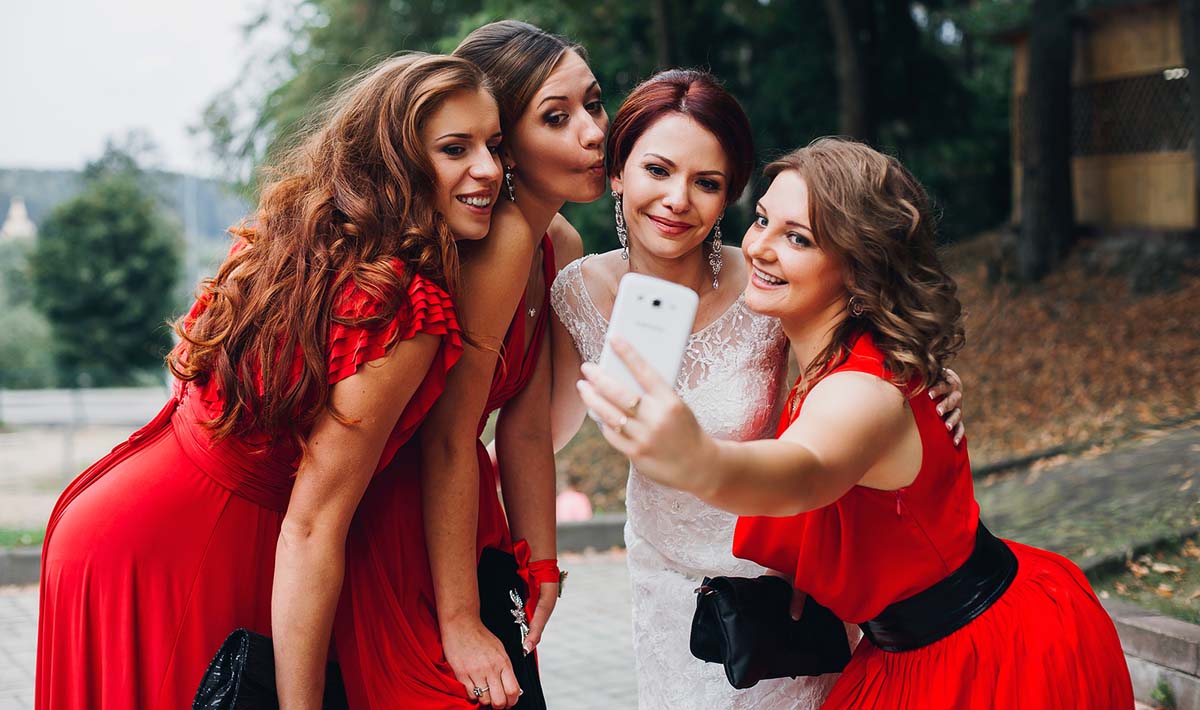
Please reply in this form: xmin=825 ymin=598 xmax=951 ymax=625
xmin=823 ymin=541 xmax=1134 ymax=709
xmin=36 ymin=406 xmax=282 ymax=709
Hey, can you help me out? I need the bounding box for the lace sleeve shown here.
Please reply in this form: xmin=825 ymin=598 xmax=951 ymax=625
xmin=549 ymin=256 xmax=607 ymax=364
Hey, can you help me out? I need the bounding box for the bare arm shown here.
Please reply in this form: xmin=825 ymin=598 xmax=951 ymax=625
xmin=419 ymin=204 xmax=536 ymax=709
xmin=546 ymin=213 xmax=589 ymax=452
xmin=577 ymin=338 xmax=917 ymax=517
xmin=495 ymin=322 xmax=558 ymax=651
xmin=273 ymin=333 xmax=441 ymax=710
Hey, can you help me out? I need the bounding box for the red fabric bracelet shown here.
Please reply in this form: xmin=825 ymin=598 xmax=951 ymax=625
xmin=527 ymin=559 xmax=561 ymax=585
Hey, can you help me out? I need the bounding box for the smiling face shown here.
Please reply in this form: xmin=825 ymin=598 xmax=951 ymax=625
xmin=610 ymin=113 xmax=729 ymax=261
xmin=423 ymin=88 xmax=503 ymax=241
xmin=742 ymin=170 xmax=847 ymax=331
xmin=506 ymin=51 xmax=609 ymax=205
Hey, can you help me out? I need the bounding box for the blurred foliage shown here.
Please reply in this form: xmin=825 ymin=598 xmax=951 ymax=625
xmin=29 ymin=146 xmax=183 ymax=387
xmin=0 ymin=241 xmax=58 ymax=388
xmin=201 ymin=0 xmax=1035 ymax=252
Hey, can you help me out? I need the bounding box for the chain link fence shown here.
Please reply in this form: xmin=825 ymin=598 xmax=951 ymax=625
xmin=1016 ymin=68 xmax=1194 ymax=158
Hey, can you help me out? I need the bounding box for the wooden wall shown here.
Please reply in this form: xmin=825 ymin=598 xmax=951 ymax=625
xmin=1010 ymin=1 xmax=1196 ymax=229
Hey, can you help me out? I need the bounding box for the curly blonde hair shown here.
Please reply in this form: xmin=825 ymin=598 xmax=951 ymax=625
xmin=767 ymin=137 xmax=965 ymax=393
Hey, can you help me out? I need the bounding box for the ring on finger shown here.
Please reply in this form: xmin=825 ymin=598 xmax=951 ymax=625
xmin=613 ymin=414 xmax=628 ymax=435
xmin=472 ymin=686 xmax=489 ymax=698
xmin=625 ymin=395 xmax=642 ymax=417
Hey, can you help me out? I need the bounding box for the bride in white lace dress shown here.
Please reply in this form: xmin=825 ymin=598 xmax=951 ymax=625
xmin=549 ymin=70 xmax=835 ymax=709
xmin=548 ymin=70 xmax=964 ymax=710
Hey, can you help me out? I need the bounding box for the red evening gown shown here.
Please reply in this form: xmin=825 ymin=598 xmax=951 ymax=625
xmin=333 ymin=235 xmax=555 ymax=709
xmin=733 ymin=334 xmax=1133 ymax=709
xmin=36 ymin=259 xmax=463 ymax=710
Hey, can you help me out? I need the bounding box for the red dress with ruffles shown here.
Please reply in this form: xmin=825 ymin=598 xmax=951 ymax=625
xmin=733 ymin=334 xmax=1133 ymax=709
xmin=333 ymin=235 xmax=555 ymax=709
xmin=36 ymin=257 xmax=463 ymax=710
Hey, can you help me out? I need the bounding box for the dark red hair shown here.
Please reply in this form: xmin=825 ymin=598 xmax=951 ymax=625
xmin=605 ymin=69 xmax=754 ymax=202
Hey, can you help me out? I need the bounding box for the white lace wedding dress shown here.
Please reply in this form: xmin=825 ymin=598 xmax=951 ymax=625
xmin=551 ymin=256 xmax=838 ymax=709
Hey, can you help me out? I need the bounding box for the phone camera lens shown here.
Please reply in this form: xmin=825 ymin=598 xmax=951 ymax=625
xmin=652 ymin=299 xmax=662 ymax=307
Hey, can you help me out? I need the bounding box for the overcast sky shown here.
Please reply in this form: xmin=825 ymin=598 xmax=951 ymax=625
xmin=1 ymin=1 xmax=272 ymax=177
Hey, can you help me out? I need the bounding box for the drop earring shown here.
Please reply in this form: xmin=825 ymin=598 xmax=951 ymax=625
xmin=708 ymin=217 xmax=723 ymax=289
xmin=613 ymin=191 xmax=629 ymax=260
xmin=504 ymin=167 xmax=516 ymax=201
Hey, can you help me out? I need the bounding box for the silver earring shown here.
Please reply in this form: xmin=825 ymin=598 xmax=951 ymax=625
xmin=613 ymin=191 xmax=629 ymax=260
xmin=708 ymin=217 xmax=723 ymax=290
xmin=849 ymin=296 xmax=865 ymax=317
xmin=505 ymin=167 xmax=516 ymax=201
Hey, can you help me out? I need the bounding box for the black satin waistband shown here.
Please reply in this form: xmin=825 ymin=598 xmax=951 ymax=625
xmin=859 ymin=522 xmax=1018 ymax=652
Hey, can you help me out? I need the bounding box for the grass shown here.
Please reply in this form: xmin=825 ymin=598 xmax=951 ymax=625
xmin=0 ymin=528 xmax=44 ymax=548
xmin=1092 ymin=536 xmax=1200 ymax=625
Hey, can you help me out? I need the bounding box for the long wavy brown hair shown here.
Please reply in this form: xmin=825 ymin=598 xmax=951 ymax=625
xmin=168 ymin=53 xmax=492 ymax=446
xmin=767 ymin=137 xmax=965 ymax=394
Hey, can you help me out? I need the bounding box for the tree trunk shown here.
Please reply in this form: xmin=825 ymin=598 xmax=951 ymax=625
xmin=1017 ymin=0 xmax=1075 ymax=281
xmin=652 ymin=0 xmax=677 ymax=69
xmin=823 ymin=0 xmax=874 ymax=144
xmin=1181 ymin=0 xmax=1200 ymax=233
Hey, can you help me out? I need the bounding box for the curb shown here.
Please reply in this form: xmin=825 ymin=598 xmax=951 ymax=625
xmin=1079 ymin=526 xmax=1200 ymax=580
xmin=972 ymin=412 xmax=1200 ymax=479
xmin=1105 ymin=598 xmax=1200 ymax=709
xmin=558 ymin=513 xmax=627 ymax=553
xmin=0 ymin=515 xmax=632 ymax=587
xmin=0 ymin=546 xmax=40 ymax=587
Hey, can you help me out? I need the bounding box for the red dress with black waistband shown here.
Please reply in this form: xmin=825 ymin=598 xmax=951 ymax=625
xmin=732 ymin=334 xmax=1132 ymax=709
xmin=35 ymin=252 xmax=463 ymax=710
xmin=332 ymin=235 xmax=556 ymax=709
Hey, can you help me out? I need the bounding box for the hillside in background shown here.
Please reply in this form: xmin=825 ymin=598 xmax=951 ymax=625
xmin=0 ymin=168 xmax=250 ymax=284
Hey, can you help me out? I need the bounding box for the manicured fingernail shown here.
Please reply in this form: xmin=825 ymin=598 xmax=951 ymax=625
xmin=928 ymin=390 xmax=936 ymax=399
xmin=936 ymin=405 xmax=944 ymax=415
xmin=946 ymin=422 xmax=953 ymax=430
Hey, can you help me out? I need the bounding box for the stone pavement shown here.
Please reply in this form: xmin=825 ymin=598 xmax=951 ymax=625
xmin=0 ymin=585 xmax=36 ymax=710
xmin=0 ymin=551 xmax=635 ymax=710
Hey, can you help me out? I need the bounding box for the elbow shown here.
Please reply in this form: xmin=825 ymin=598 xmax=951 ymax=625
xmin=278 ymin=511 xmax=348 ymax=554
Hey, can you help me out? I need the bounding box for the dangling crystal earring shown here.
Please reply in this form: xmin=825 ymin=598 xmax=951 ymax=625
xmin=708 ymin=217 xmax=723 ymax=289
xmin=613 ymin=190 xmax=629 ymax=260
xmin=504 ymin=167 xmax=516 ymax=202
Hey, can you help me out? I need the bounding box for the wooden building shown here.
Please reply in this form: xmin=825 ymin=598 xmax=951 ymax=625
xmin=1009 ymin=0 xmax=1196 ymax=232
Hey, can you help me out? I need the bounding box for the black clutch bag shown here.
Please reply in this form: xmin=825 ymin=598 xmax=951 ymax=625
xmin=477 ymin=546 xmax=547 ymax=710
xmin=192 ymin=628 xmax=349 ymax=710
xmin=690 ymin=575 xmax=852 ymax=689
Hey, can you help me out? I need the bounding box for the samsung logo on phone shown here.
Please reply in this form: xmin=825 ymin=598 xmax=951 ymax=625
xmin=634 ymin=320 xmax=667 ymax=333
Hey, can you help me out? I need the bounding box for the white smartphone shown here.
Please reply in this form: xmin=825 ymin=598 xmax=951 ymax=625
xmin=596 ymin=272 xmax=699 ymax=396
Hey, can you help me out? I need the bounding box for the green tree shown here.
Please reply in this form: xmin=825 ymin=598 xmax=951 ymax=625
xmin=0 ymin=241 xmax=56 ymax=388
xmin=30 ymin=148 xmax=182 ymax=385
xmin=201 ymin=0 xmax=1019 ymax=251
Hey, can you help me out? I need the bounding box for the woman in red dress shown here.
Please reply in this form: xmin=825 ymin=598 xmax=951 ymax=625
xmin=36 ymin=54 xmax=504 ymax=710
xmin=332 ymin=21 xmax=609 ymax=709
xmin=579 ymin=137 xmax=1134 ymax=708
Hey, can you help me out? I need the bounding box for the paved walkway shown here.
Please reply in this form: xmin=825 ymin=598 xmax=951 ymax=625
xmin=0 ymin=551 xmax=635 ymax=710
